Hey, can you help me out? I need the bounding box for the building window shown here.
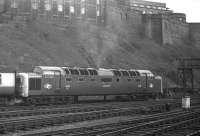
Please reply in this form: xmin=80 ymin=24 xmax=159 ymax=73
xmin=29 ymin=78 xmax=41 ymax=90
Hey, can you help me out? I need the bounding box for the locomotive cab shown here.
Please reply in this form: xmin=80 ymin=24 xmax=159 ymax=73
xmin=16 ymin=73 xmax=29 ymax=98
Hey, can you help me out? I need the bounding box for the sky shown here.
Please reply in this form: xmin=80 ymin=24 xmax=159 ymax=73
xmin=150 ymin=0 xmax=200 ymax=22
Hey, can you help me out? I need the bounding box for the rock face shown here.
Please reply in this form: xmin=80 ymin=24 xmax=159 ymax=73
xmin=0 ymin=15 xmax=200 ymax=87
xmin=0 ymin=19 xmax=199 ymax=67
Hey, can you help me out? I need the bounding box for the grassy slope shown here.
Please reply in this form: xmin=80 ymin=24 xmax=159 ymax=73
xmin=0 ymin=18 xmax=200 ymax=86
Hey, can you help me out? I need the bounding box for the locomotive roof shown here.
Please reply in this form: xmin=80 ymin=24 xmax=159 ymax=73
xmin=27 ymin=73 xmax=42 ymax=78
xmin=136 ymin=70 xmax=154 ymax=77
xmin=97 ymin=68 xmax=114 ymax=76
xmin=33 ymin=66 xmax=66 ymax=75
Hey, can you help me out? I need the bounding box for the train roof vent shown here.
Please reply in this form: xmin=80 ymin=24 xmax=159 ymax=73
xmin=128 ymin=71 xmax=137 ymax=77
xmin=79 ymin=69 xmax=89 ymax=75
xmin=87 ymin=68 xmax=98 ymax=76
xmin=136 ymin=70 xmax=154 ymax=77
xmin=68 ymin=68 xmax=80 ymax=75
xmin=120 ymin=70 xmax=130 ymax=76
xmin=33 ymin=66 xmax=65 ymax=75
xmin=98 ymin=68 xmax=114 ymax=76
xmin=112 ymin=70 xmax=122 ymax=76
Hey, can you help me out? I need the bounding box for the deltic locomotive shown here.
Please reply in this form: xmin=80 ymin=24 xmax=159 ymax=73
xmin=0 ymin=66 xmax=163 ymax=105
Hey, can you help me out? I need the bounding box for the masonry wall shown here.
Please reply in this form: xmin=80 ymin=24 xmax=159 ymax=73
xmin=0 ymin=0 xmax=197 ymax=46
xmin=105 ymin=1 xmax=143 ymax=37
xmin=142 ymin=14 xmax=163 ymax=44
xmin=189 ymin=23 xmax=200 ymax=46
xmin=142 ymin=13 xmax=189 ymax=45
xmin=162 ymin=14 xmax=189 ymax=45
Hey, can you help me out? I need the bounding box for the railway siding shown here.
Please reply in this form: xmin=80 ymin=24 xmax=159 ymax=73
xmin=0 ymin=106 xmax=165 ymax=134
xmin=13 ymin=109 xmax=200 ymax=136
xmin=1 ymin=98 xmax=200 ymax=135
xmin=0 ymin=100 xmax=181 ymax=134
xmin=0 ymin=100 xmax=181 ymax=119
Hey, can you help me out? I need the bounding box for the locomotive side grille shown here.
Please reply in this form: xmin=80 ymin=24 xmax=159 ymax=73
xmin=29 ymin=78 xmax=41 ymax=90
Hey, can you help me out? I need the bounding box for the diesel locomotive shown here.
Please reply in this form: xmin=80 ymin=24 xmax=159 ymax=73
xmin=0 ymin=66 xmax=163 ymax=105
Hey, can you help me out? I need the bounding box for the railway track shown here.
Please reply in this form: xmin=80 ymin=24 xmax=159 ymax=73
xmin=154 ymin=124 xmax=200 ymax=136
xmin=1 ymin=98 xmax=200 ymax=135
xmin=0 ymin=99 xmax=176 ymax=112
xmin=0 ymin=100 xmax=180 ymax=119
xmin=186 ymin=129 xmax=200 ymax=136
xmin=0 ymin=100 xmax=183 ymax=135
xmin=14 ymin=108 xmax=200 ymax=136
xmin=0 ymin=97 xmax=198 ymax=113
xmin=0 ymin=106 xmax=155 ymax=134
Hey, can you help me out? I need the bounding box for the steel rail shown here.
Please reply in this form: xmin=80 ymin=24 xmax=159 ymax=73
xmin=19 ymin=109 xmax=190 ymax=136
xmin=97 ymin=111 xmax=200 ymax=136
xmin=0 ymin=101 xmax=181 ymax=119
xmin=186 ymin=130 xmax=200 ymax=136
xmin=139 ymin=116 xmax=200 ymax=136
xmin=0 ymin=106 xmax=158 ymax=134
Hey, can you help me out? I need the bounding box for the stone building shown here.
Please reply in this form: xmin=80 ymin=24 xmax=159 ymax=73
xmin=0 ymin=0 xmax=200 ymax=45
